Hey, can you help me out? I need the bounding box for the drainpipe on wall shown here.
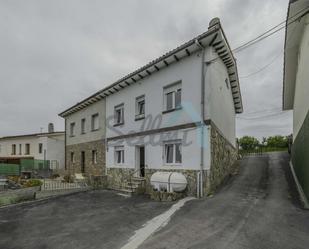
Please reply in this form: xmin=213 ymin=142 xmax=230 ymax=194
xmin=195 ymin=39 xmax=206 ymax=198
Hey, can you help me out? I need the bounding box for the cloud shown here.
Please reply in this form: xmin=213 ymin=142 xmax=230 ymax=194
xmin=0 ymin=0 xmax=291 ymax=138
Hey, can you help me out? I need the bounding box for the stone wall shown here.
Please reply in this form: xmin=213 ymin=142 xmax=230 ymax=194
xmin=209 ymin=122 xmax=238 ymax=193
xmin=106 ymin=168 xmax=135 ymax=189
xmin=65 ymin=139 xmax=105 ymax=176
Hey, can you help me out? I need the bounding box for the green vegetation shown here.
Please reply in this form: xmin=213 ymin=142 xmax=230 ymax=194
xmin=23 ymin=179 xmax=43 ymax=188
xmin=238 ymin=135 xmax=290 ymax=154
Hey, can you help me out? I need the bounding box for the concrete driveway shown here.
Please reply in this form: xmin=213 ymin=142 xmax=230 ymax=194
xmin=140 ymin=152 xmax=309 ymax=249
xmin=0 ymin=190 xmax=173 ymax=249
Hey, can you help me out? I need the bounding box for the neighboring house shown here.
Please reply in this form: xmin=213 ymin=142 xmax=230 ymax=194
xmin=59 ymin=99 xmax=106 ymax=176
xmin=60 ymin=17 xmax=243 ymax=197
xmin=283 ymin=0 xmax=309 ymax=208
xmin=0 ymin=130 xmax=65 ymax=170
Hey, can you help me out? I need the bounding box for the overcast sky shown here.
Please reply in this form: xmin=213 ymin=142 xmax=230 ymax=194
xmin=0 ymin=0 xmax=292 ymax=140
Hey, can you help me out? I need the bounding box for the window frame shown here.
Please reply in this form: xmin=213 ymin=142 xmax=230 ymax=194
xmin=25 ymin=143 xmax=30 ymax=155
xmin=92 ymin=150 xmax=98 ymax=164
xmin=135 ymin=95 xmax=145 ymax=121
xmin=70 ymin=122 xmax=76 ymax=137
xmin=91 ymin=113 xmax=99 ymax=131
xmin=81 ymin=118 xmax=86 ymax=134
xmin=163 ymin=81 xmax=182 ymax=114
xmin=114 ymin=146 xmax=124 ymax=165
xmin=114 ymin=103 xmax=124 ymax=126
xmin=70 ymin=152 xmax=75 ymax=163
xmin=163 ymin=140 xmax=182 ymax=165
xmin=11 ymin=144 xmax=16 ymax=155
xmin=38 ymin=143 xmax=43 ymax=154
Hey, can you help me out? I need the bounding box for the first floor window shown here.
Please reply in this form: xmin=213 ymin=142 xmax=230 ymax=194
xmin=70 ymin=122 xmax=76 ymax=136
xmin=19 ymin=144 xmax=22 ymax=155
xmin=164 ymin=141 xmax=182 ymax=164
xmin=38 ymin=143 xmax=43 ymax=154
xmin=114 ymin=146 xmax=124 ymax=164
xmin=91 ymin=114 xmax=99 ymax=131
xmin=70 ymin=152 xmax=75 ymax=163
xmin=114 ymin=104 xmax=124 ymax=125
xmin=25 ymin=144 xmax=30 ymax=155
xmin=92 ymin=150 xmax=97 ymax=164
xmin=11 ymin=144 xmax=16 ymax=155
xmin=81 ymin=118 xmax=86 ymax=134
xmin=163 ymin=82 xmax=182 ymax=111
xmin=135 ymin=95 xmax=145 ymax=119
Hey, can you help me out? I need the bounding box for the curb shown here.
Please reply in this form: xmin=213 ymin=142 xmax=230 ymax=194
xmin=0 ymin=188 xmax=91 ymax=210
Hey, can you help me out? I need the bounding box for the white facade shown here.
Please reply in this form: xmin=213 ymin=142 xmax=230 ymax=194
xmin=105 ymin=47 xmax=236 ymax=172
xmin=0 ymin=132 xmax=65 ymax=168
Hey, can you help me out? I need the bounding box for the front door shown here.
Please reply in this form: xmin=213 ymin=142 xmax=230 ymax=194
xmin=139 ymin=146 xmax=145 ymax=177
xmin=81 ymin=151 xmax=85 ymax=173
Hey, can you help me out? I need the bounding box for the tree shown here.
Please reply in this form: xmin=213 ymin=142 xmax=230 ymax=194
xmin=266 ymin=136 xmax=288 ymax=148
xmin=238 ymin=136 xmax=260 ymax=150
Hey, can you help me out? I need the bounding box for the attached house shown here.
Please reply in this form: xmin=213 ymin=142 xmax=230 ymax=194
xmin=59 ymin=99 xmax=106 ymax=176
xmin=58 ymin=18 xmax=242 ymax=197
xmin=283 ymin=0 xmax=309 ymax=208
xmin=0 ymin=130 xmax=65 ymax=170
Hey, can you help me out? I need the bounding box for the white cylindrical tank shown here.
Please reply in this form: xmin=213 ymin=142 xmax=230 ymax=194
xmin=150 ymin=172 xmax=187 ymax=193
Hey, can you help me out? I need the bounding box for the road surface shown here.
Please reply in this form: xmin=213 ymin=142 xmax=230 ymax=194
xmin=140 ymin=152 xmax=309 ymax=249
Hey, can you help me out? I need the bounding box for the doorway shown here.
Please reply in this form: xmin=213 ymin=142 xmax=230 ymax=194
xmin=81 ymin=151 xmax=85 ymax=173
xmin=136 ymin=146 xmax=145 ymax=177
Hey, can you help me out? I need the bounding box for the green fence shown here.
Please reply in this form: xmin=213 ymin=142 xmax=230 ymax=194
xmin=20 ymin=159 xmax=50 ymax=171
xmin=0 ymin=164 xmax=20 ymax=176
xmin=292 ymin=110 xmax=309 ymax=201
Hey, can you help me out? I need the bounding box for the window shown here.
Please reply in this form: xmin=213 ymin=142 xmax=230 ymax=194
xmin=225 ymin=78 xmax=230 ymax=89
xmin=114 ymin=146 xmax=124 ymax=164
xmin=25 ymin=144 xmax=30 ymax=155
xmin=92 ymin=150 xmax=97 ymax=164
xmin=19 ymin=144 xmax=22 ymax=155
xmin=11 ymin=144 xmax=16 ymax=155
xmin=81 ymin=118 xmax=86 ymax=134
xmin=164 ymin=141 xmax=182 ymax=164
xmin=70 ymin=122 xmax=75 ymax=137
xmin=135 ymin=95 xmax=145 ymax=120
xmin=114 ymin=104 xmax=124 ymax=125
xmin=70 ymin=152 xmax=75 ymax=163
xmin=163 ymin=82 xmax=182 ymax=112
xmin=91 ymin=114 xmax=99 ymax=131
xmin=38 ymin=143 xmax=43 ymax=154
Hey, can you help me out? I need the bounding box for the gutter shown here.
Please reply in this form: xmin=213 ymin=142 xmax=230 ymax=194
xmin=195 ymin=39 xmax=206 ymax=198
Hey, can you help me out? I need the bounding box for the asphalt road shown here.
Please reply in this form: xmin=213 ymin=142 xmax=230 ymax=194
xmin=0 ymin=190 xmax=172 ymax=249
xmin=140 ymin=152 xmax=309 ymax=249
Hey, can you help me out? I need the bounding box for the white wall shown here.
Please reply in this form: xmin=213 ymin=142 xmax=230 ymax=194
xmin=293 ymin=15 xmax=309 ymax=139
xmin=0 ymin=134 xmax=65 ymax=169
xmin=46 ymin=134 xmax=65 ymax=168
xmin=106 ymin=127 xmax=211 ymax=171
xmin=204 ymin=47 xmax=236 ymax=146
xmin=106 ymin=52 xmax=202 ymax=138
xmin=0 ymin=136 xmax=43 ymax=159
xmin=65 ymin=99 xmax=106 ymax=145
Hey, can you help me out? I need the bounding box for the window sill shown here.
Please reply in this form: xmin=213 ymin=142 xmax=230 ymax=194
xmin=163 ymin=163 xmax=182 ymax=166
xmin=113 ymin=122 xmax=124 ymax=127
xmin=162 ymin=107 xmax=182 ymax=114
xmin=135 ymin=115 xmax=145 ymax=121
xmin=91 ymin=128 xmax=100 ymax=132
xmin=69 ymin=135 xmax=75 ymax=137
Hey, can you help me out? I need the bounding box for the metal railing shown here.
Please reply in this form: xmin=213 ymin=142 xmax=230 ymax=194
xmin=41 ymin=179 xmax=87 ymax=191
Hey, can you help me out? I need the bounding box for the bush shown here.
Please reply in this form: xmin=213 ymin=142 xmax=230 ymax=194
xmin=63 ymin=175 xmax=74 ymax=183
xmin=51 ymin=173 xmax=60 ymax=179
xmin=23 ymin=179 xmax=43 ymax=188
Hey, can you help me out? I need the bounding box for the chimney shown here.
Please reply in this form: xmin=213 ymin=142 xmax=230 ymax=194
xmin=48 ymin=123 xmax=54 ymax=133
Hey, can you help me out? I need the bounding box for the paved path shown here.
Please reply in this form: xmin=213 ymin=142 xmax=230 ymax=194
xmin=0 ymin=190 xmax=172 ymax=249
xmin=140 ymin=152 xmax=309 ymax=249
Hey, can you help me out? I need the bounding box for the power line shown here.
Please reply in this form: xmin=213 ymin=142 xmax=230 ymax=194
xmin=232 ymin=5 xmax=309 ymax=53
xmin=236 ymin=110 xmax=291 ymax=120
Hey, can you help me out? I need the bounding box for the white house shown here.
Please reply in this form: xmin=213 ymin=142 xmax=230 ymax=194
xmin=103 ymin=18 xmax=242 ymax=197
xmin=0 ymin=129 xmax=65 ymax=170
xmin=283 ymin=0 xmax=309 ymax=208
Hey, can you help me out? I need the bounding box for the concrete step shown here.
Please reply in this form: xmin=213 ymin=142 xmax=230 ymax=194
xmin=113 ymin=187 xmax=135 ymax=197
xmin=131 ymin=177 xmax=145 ymax=182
